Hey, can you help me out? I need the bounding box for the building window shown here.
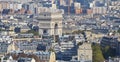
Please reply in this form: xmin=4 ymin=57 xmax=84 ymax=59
xmin=43 ymin=29 xmax=48 ymax=34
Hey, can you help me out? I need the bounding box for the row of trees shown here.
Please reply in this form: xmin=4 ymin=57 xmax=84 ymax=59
xmin=117 ymin=29 xmax=120 ymax=33
xmin=92 ymin=43 xmax=105 ymax=62
xmin=101 ymin=46 xmax=116 ymax=59
xmin=92 ymin=43 xmax=116 ymax=62
xmin=27 ymin=30 xmax=39 ymax=36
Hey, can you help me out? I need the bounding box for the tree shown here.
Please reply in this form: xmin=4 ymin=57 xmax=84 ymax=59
xmin=48 ymin=47 xmax=55 ymax=52
xmin=77 ymin=42 xmax=83 ymax=46
xmin=72 ymin=30 xmax=84 ymax=34
xmin=101 ymin=46 xmax=116 ymax=59
xmin=27 ymin=30 xmax=39 ymax=36
xmin=117 ymin=29 xmax=120 ymax=33
xmin=92 ymin=43 xmax=105 ymax=62
xmin=0 ymin=28 xmax=5 ymax=31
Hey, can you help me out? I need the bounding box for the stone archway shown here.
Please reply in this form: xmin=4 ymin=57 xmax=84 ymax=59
xmin=54 ymin=23 xmax=58 ymax=35
xmin=54 ymin=23 xmax=58 ymax=29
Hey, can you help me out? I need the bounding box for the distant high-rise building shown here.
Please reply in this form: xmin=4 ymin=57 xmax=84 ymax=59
xmin=60 ymin=0 xmax=73 ymax=6
xmin=92 ymin=6 xmax=107 ymax=14
xmin=0 ymin=0 xmax=32 ymax=3
xmin=0 ymin=1 xmax=22 ymax=11
xmin=74 ymin=2 xmax=81 ymax=9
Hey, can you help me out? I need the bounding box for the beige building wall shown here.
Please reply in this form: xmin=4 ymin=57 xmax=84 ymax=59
xmin=85 ymin=31 xmax=104 ymax=40
xmin=20 ymin=29 xmax=30 ymax=33
xmin=92 ymin=7 xmax=107 ymax=14
xmin=31 ymin=58 xmax=36 ymax=62
xmin=52 ymin=4 xmax=57 ymax=9
xmin=9 ymin=31 xmax=15 ymax=36
xmin=7 ymin=42 xmax=18 ymax=53
xmin=49 ymin=52 xmax=56 ymax=62
xmin=78 ymin=43 xmax=92 ymax=61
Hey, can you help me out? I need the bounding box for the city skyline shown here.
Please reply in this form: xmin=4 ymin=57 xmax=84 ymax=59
xmin=0 ymin=0 xmax=120 ymax=62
